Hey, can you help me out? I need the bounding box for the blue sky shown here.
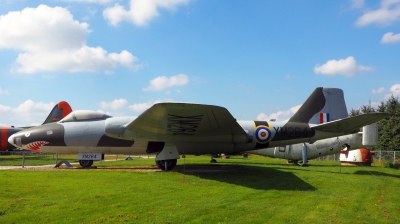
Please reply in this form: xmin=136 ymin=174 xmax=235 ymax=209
xmin=0 ymin=0 xmax=399 ymax=126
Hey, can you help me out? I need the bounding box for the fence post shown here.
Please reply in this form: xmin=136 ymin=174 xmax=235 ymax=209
xmin=22 ymin=152 xmax=25 ymax=168
xmin=379 ymin=151 xmax=381 ymax=162
xmin=394 ymin=151 xmax=396 ymax=164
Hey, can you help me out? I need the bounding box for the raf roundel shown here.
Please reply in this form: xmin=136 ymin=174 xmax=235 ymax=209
xmin=255 ymin=126 xmax=271 ymax=143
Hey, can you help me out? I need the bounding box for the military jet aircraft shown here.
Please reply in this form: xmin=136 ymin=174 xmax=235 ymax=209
xmin=8 ymin=87 xmax=387 ymax=170
xmin=1 ymin=101 xmax=72 ymax=151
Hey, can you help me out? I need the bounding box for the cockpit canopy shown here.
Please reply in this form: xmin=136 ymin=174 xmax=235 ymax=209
xmin=59 ymin=110 xmax=112 ymax=123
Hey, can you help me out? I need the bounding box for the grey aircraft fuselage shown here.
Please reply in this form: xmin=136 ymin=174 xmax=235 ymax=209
xmin=8 ymin=113 xmax=364 ymax=155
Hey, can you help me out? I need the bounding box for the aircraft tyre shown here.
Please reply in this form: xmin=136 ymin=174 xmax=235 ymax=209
xmin=79 ymin=160 xmax=93 ymax=167
xmin=293 ymin=160 xmax=300 ymax=166
xmin=156 ymin=159 xmax=177 ymax=171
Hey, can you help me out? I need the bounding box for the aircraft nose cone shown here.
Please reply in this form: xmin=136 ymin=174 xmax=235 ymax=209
xmin=8 ymin=134 xmax=15 ymax=147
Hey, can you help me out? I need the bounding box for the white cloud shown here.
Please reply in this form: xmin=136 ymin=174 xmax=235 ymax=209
xmin=0 ymin=100 xmax=55 ymax=126
xmin=143 ymin=74 xmax=189 ymax=91
xmin=13 ymin=100 xmax=55 ymax=119
xmin=0 ymin=104 xmax=11 ymax=114
xmin=381 ymin=32 xmax=400 ymax=43
xmin=100 ymin=99 xmax=128 ymax=110
xmin=0 ymin=5 xmax=137 ymax=74
xmin=103 ymin=0 xmax=190 ymax=26
xmin=129 ymin=99 xmax=173 ymax=112
xmin=257 ymin=105 xmax=301 ymax=121
xmin=355 ymin=0 xmax=400 ymax=26
xmin=351 ymin=0 xmax=365 ymax=9
xmin=385 ymin=83 xmax=400 ymax=98
xmin=369 ymin=101 xmax=382 ymax=108
xmin=0 ymin=87 xmax=9 ymax=95
xmin=372 ymin=87 xmax=386 ymax=94
xmin=314 ymin=56 xmax=373 ymax=77
xmin=104 ymin=70 xmax=115 ymax=75
xmin=129 ymin=101 xmax=156 ymax=112
xmin=13 ymin=47 xmax=136 ymax=73
xmin=370 ymin=84 xmax=400 ymax=101
xmin=61 ymin=0 xmax=112 ymax=3
xmin=0 ymin=5 xmax=89 ymax=52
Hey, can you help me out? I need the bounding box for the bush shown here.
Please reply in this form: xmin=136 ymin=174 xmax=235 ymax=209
xmin=383 ymin=161 xmax=392 ymax=168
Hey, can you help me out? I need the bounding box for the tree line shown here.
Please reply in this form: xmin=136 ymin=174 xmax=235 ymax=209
xmin=349 ymin=95 xmax=400 ymax=151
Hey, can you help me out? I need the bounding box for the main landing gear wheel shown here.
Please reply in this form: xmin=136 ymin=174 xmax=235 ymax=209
xmin=210 ymin=154 xmax=217 ymax=163
xmin=156 ymin=159 xmax=177 ymax=171
xmin=79 ymin=160 xmax=93 ymax=168
xmin=287 ymin=160 xmax=308 ymax=166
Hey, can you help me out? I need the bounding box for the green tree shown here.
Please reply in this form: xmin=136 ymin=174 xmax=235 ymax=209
xmin=350 ymin=96 xmax=400 ymax=151
xmin=349 ymin=101 xmax=375 ymax=117
xmin=375 ymin=95 xmax=400 ymax=151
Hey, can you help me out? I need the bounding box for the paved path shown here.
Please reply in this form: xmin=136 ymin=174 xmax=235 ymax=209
xmin=0 ymin=164 xmax=55 ymax=170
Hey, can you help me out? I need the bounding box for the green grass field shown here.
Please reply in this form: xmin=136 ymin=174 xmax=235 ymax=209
xmin=1 ymin=155 xmax=399 ymax=223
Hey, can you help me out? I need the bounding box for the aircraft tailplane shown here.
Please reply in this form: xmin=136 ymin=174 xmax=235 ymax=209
xmin=311 ymin=113 xmax=388 ymax=134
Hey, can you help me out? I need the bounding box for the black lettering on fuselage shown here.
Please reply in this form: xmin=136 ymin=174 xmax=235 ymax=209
xmin=82 ymin=154 xmax=97 ymax=159
xmin=167 ymin=114 xmax=203 ymax=135
xmin=272 ymin=126 xmax=314 ymax=141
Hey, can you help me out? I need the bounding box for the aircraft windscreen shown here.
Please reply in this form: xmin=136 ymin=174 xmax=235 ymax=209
xmin=60 ymin=110 xmax=112 ymax=122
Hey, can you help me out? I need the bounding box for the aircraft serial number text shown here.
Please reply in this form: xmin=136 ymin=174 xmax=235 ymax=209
xmin=81 ymin=154 xmax=97 ymax=159
xmin=273 ymin=127 xmax=313 ymax=139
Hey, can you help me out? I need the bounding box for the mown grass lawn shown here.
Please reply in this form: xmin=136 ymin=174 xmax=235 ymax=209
xmin=1 ymin=155 xmax=399 ymax=223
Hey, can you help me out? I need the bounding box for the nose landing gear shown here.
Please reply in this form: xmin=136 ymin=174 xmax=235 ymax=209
xmin=156 ymin=159 xmax=177 ymax=171
xmin=79 ymin=160 xmax=93 ymax=168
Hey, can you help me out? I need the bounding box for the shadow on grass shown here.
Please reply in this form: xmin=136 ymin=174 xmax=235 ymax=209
xmin=213 ymin=159 xmax=343 ymax=168
xmin=175 ymin=164 xmax=316 ymax=191
xmin=354 ymin=170 xmax=400 ymax=179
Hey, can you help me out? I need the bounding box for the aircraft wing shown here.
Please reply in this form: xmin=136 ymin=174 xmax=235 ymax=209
xmin=123 ymin=103 xmax=248 ymax=142
xmin=311 ymin=113 xmax=388 ymax=134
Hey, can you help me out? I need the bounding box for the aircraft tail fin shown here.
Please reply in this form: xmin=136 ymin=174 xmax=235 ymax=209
xmin=288 ymin=87 xmax=348 ymax=125
xmin=42 ymin=101 xmax=72 ymax=124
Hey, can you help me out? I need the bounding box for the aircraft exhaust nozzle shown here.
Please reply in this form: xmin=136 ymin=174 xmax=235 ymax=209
xmin=362 ymin=122 xmax=378 ymax=146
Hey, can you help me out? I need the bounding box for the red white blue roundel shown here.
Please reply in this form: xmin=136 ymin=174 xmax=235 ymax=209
xmin=255 ymin=126 xmax=271 ymax=143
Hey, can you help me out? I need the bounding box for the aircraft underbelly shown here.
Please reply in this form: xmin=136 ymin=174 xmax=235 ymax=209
xmin=40 ymin=141 xmax=148 ymax=154
xmin=175 ymin=142 xmax=236 ymax=154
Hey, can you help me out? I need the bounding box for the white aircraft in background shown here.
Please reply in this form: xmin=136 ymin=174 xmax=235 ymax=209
xmin=8 ymin=87 xmax=387 ymax=170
